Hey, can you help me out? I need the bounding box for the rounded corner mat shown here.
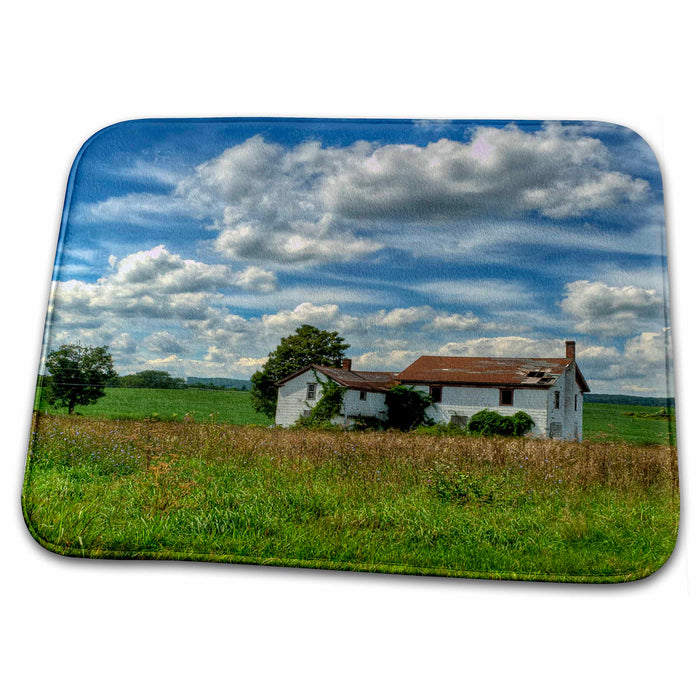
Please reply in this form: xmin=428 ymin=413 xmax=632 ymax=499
xmin=24 ymin=118 xmax=678 ymax=582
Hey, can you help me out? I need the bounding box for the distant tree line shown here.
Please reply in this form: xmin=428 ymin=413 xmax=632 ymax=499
xmin=585 ymin=394 xmax=675 ymax=408
xmin=116 ymin=371 xmax=187 ymax=389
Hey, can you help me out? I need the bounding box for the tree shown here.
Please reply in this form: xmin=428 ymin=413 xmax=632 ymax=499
xmin=44 ymin=344 xmax=117 ymax=414
xmin=250 ymin=325 xmax=349 ymax=418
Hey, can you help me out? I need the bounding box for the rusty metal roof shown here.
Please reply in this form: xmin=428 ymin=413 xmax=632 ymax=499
xmin=396 ymin=355 xmax=590 ymax=392
xmin=276 ymin=364 xmax=399 ymax=392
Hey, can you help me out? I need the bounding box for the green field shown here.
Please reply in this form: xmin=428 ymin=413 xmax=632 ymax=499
xmin=23 ymin=415 xmax=679 ymax=582
xmin=583 ymin=402 xmax=676 ymax=445
xmin=35 ymin=387 xmax=676 ymax=446
xmin=35 ymin=387 xmax=272 ymax=426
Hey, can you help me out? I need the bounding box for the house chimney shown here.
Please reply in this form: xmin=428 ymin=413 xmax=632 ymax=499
xmin=565 ymin=341 xmax=576 ymax=360
xmin=341 ymin=358 xmax=352 ymax=371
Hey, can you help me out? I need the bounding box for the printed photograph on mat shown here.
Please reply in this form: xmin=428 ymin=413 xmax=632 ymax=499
xmin=24 ymin=119 xmax=678 ymax=581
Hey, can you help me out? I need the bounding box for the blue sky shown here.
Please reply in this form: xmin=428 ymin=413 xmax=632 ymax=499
xmin=46 ymin=118 xmax=672 ymax=396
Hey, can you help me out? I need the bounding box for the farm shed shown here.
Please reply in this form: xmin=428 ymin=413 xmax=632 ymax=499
xmin=274 ymin=342 xmax=590 ymax=440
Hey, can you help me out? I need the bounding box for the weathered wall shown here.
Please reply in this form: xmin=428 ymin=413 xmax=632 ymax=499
xmin=341 ymin=389 xmax=388 ymax=423
xmin=275 ymin=369 xmax=323 ymax=427
xmin=275 ymin=370 xmax=388 ymax=426
xmin=407 ymin=384 xmax=550 ymax=437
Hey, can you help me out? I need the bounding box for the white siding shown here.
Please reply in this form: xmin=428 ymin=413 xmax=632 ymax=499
xmin=407 ymin=384 xmax=550 ymax=437
xmin=275 ymin=370 xmax=389 ymax=427
xmin=341 ymin=389 xmax=388 ymax=424
xmin=275 ymin=369 xmax=325 ymax=427
xmin=542 ymin=365 xmax=583 ymax=441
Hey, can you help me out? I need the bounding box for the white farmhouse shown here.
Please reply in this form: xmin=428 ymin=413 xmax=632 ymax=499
xmin=274 ymin=341 xmax=590 ymax=440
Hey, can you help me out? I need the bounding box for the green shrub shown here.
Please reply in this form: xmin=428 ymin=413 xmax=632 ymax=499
xmin=467 ymin=409 xmax=534 ymax=437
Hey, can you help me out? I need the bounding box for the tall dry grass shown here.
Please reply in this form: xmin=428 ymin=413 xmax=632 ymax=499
xmin=28 ymin=413 xmax=678 ymax=494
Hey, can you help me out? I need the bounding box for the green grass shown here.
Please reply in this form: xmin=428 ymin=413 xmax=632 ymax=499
xmin=583 ymin=402 xmax=676 ymax=445
xmin=35 ymin=387 xmax=272 ymax=426
xmin=23 ymin=415 xmax=679 ymax=582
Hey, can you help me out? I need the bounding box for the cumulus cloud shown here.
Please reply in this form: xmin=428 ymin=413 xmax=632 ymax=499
xmin=86 ymin=125 xmax=650 ymax=267
xmin=320 ymin=123 xmax=649 ymax=221
xmin=561 ymin=279 xmax=665 ymax=336
xmin=373 ymin=306 xmax=436 ymax=328
xmin=144 ymin=331 xmax=186 ymax=355
xmin=233 ymin=266 xmax=278 ymax=293
xmin=438 ymin=336 xmax=565 ymax=358
xmin=624 ymin=329 xmax=671 ymax=366
xmin=49 ymin=246 xmax=235 ymax=331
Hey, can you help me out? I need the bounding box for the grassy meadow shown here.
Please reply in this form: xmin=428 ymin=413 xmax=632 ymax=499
xmin=34 ymin=387 xmax=272 ymax=426
xmin=583 ymin=402 xmax=676 ymax=445
xmin=23 ymin=412 xmax=679 ymax=582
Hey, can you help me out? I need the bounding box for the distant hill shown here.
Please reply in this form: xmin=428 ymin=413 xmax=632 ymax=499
xmin=186 ymin=377 xmax=251 ymax=391
xmin=585 ymin=394 xmax=675 ymax=408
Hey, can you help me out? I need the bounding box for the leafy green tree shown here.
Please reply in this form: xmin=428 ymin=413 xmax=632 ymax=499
xmin=44 ymin=344 xmax=118 ymax=414
xmin=251 ymin=325 xmax=349 ymax=418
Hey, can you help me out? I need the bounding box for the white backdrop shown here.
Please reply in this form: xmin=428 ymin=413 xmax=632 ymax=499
xmin=2 ymin=2 xmax=697 ymax=698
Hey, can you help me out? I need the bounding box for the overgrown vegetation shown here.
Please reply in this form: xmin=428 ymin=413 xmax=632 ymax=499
xmin=23 ymin=414 xmax=679 ymax=582
xmin=385 ymin=385 xmax=433 ymax=430
xmin=294 ymin=375 xmax=347 ymax=428
xmin=467 ymin=409 xmax=535 ymax=437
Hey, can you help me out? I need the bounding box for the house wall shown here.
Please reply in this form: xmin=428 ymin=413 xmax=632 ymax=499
xmin=275 ymin=370 xmax=388 ymax=427
xmin=408 ymin=384 xmax=550 ymax=437
xmin=275 ymin=369 xmax=324 ymax=427
xmin=557 ymin=363 xmax=583 ymax=440
xmin=341 ymin=389 xmax=388 ymax=424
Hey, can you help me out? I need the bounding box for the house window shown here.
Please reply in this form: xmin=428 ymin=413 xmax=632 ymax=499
xmin=429 ymin=385 xmax=443 ymax=403
xmin=554 ymin=391 xmax=560 ymax=409
xmin=306 ymin=383 xmax=317 ymax=400
xmin=359 ymin=390 xmax=367 ymax=401
xmin=575 ymin=395 xmax=578 ymax=411
xmin=499 ymin=388 xmax=513 ymax=406
xmin=450 ymin=414 xmax=469 ymax=428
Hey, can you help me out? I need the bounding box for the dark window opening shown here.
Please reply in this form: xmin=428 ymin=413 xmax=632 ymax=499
xmin=499 ymin=388 xmax=513 ymax=406
xmin=575 ymin=395 xmax=578 ymax=411
xmin=359 ymin=390 xmax=367 ymax=401
xmin=430 ymin=385 xmax=443 ymax=403
xmin=306 ymin=383 xmax=316 ymax=400
xmin=554 ymin=391 xmax=560 ymax=409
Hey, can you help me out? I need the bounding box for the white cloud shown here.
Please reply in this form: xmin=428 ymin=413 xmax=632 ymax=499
xmin=373 ymin=306 xmax=436 ymax=328
xmin=320 ymin=123 xmax=649 ymax=221
xmin=561 ymin=279 xmax=665 ymax=336
xmin=86 ymin=126 xmax=650 ymax=267
xmin=624 ymin=329 xmax=671 ymax=366
xmin=438 ymin=336 xmax=565 ymax=358
xmin=145 ymin=331 xmax=186 ymax=355
xmin=233 ymin=266 xmax=278 ymax=293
